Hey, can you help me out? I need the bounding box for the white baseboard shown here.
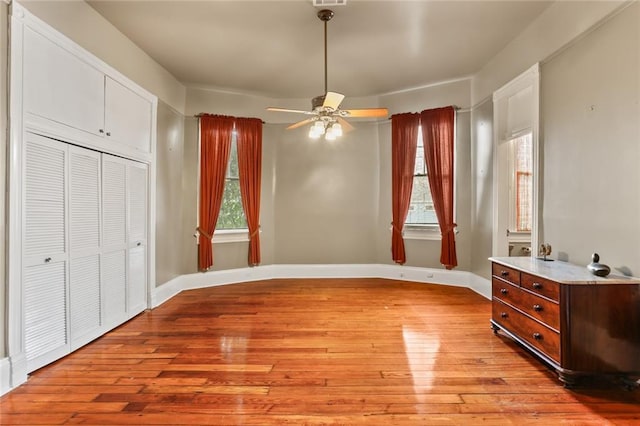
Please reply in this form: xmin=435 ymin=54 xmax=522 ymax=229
xmin=151 ymin=264 xmax=493 ymax=308
xmin=0 ymin=352 xmax=28 ymax=396
xmin=0 ymin=357 xmax=11 ymax=396
xmin=468 ymin=273 xmax=492 ymax=300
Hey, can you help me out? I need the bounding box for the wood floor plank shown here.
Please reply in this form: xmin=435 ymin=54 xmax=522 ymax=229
xmin=1 ymin=278 xmax=638 ymax=424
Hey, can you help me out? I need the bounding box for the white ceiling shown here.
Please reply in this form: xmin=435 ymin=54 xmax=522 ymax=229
xmin=87 ymin=0 xmax=553 ymax=100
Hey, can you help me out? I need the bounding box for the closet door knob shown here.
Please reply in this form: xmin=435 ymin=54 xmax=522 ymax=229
xmin=106 ymin=131 xmax=111 ymax=136
xmin=44 ymin=257 xmax=52 ymax=263
xmin=99 ymin=129 xmax=104 ymax=134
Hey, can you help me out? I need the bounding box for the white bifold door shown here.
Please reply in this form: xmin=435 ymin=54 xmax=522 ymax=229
xmin=23 ymin=132 xmax=148 ymax=372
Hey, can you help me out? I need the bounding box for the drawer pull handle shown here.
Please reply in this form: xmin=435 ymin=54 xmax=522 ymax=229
xmin=500 ymin=312 xmax=508 ymax=318
xmin=533 ymin=304 xmax=542 ymax=312
xmin=533 ymin=332 xmax=542 ymax=340
xmin=532 ymin=282 xmax=542 ymax=289
xmin=500 ymin=288 xmax=508 ymax=295
xmin=501 ymin=270 xmax=509 ymax=277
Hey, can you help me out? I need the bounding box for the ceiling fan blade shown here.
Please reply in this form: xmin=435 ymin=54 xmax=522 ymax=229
xmin=267 ymin=107 xmax=313 ymax=115
xmin=344 ymin=108 xmax=389 ymax=118
xmin=337 ymin=117 xmax=354 ymax=133
xmin=286 ymin=118 xmax=316 ymax=130
xmin=323 ymin=92 xmax=345 ymax=110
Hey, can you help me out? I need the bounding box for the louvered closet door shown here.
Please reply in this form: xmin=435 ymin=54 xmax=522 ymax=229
xmin=68 ymin=146 xmax=102 ymax=350
xmin=102 ymin=155 xmax=128 ymax=329
xmin=127 ymin=161 xmax=148 ymax=316
xmin=23 ymin=133 xmax=69 ymax=372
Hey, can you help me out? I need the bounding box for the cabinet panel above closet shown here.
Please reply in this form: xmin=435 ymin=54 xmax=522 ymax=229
xmin=22 ymin=26 xmax=154 ymax=157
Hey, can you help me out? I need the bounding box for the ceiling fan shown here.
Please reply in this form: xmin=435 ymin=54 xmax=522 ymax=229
xmin=266 ymin=9 xmax=389 ymax=140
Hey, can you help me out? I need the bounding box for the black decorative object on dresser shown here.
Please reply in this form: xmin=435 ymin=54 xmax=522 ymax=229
xmin=490 ymin=257 xmax=640 ymax=387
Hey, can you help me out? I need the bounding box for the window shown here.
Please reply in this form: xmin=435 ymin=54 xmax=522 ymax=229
xmin=405 ymin=129 xmax=438 ymax=226
xmin=510 ymin=132 xmax=532 ymax=232
xmin=216 ymin=132 xmax=247 ymax=230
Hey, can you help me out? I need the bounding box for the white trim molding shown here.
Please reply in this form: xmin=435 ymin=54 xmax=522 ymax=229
xmin=0 ymin=357 xmax=12 ymax=395
xmin=151 ymin=264 xmax=492 ymax=309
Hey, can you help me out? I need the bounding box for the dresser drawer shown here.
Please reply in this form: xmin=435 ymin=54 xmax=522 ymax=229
xmin=492 ymin=263 xmax=521 ymax=285
xmin=521 ymin=272 xmax=560 ymax=302
xmin=492 ymin=279 xmax=560 ymax=331
xmin=493 ymin=299 xmax=560 ymax=363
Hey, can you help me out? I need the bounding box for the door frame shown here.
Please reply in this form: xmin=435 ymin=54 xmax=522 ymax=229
xmin=492 ymin=64 xmax=540 ymax=258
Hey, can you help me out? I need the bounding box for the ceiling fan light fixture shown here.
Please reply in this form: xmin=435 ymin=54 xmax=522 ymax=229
xmin=309 ymin=127 xmax=322 ymax=139
xmin=313 ymin=120 xmax=326 ymax=134
xmin=331 ymin=122 xmax=343 ymax=137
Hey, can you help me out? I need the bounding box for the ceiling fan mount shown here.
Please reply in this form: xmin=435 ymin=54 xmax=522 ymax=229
xmin=317 ymin=8 xmax=335 ymax=23
xmin=266 ymin=8 xmax=388 ymax=138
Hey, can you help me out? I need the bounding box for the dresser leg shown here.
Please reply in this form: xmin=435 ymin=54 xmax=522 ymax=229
xmin=491 ymin=322 xmax=499 ymax=335
xmin=558 ymin=371 xmax=579 ymax=388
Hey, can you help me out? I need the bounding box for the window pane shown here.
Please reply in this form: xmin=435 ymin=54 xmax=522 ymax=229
xmin=216 ymin=178 xmax=246 ymax=230
xmin=227 ymin=134 xmax=239 ymax=179
xmin=513 ymin=133 xmax=532 ymax=232
xmin=406 ymin=175 xmax=437 ymax=224
xmin=216 ymin=135 xmax=247 ymax=230
xmin=414 ymin=131 xmax=426 ymax=175
xmin=516 ymin=172 xmax=532 ymax=231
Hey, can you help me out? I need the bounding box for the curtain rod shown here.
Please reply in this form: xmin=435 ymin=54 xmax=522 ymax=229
xmin=193 ymin=113 xmax=265 ymax=123
xmin=387 ymin=105 xmax=470 ymax=119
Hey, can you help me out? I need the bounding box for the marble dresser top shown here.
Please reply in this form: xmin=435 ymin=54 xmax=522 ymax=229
xmin=490 ymin=256 xmax=640 ymax=285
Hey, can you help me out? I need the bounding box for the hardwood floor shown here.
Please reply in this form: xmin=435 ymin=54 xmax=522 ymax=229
xmin=1 ymin=278 xmax=639 ymax=425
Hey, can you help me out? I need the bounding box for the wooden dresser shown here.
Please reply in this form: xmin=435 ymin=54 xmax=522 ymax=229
xmin=490 ymin=257 xmax=640 ymax=386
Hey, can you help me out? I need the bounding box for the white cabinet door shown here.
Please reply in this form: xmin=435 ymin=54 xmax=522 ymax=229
xmin=23 ymin=27 xmax=105 ymax=137
xmin=68 ymin=146 xmax=102 ymax=350
xmin=105 ymin=77 xmax=152 ymax=153
xmin=23 ymin=134 xmax=69 ymax=372
xmin=127 ymin=161 xmax=148 ymax=315
xmin=102 ymin=155 xmax=128 ymax=327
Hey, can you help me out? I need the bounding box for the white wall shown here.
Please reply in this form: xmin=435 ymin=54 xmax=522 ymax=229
xmin=274 ymin=121 xmax=381 ymax=264
xmin=540 ymin=2 xmax=640 ymax=276
xmin=472 ymin=0 xmax=627 ymax=105
xmin=470 ymin=98 xmax=494 ymax=279
xmin=155 ymin=101 xmax=186 ymax=285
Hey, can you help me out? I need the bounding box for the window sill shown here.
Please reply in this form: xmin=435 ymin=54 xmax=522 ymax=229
xmin=508 ymin=231 xmax=531 ymax=243
xmin=213 ymin=229 xmax=249 ymax=243
xmin=403 ymin=225 xmax=441 ymax=241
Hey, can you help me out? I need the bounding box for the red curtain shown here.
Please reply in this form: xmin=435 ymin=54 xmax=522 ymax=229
xmin=421 ymin=106 xmax=457 ymax=269
xmin=198 ymin=115 xmax=234 ymax=271
xmin=236 ymin=118 xmax=263 ymax=266
xmin=391 ymin=113 xmax=420 ymax=264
